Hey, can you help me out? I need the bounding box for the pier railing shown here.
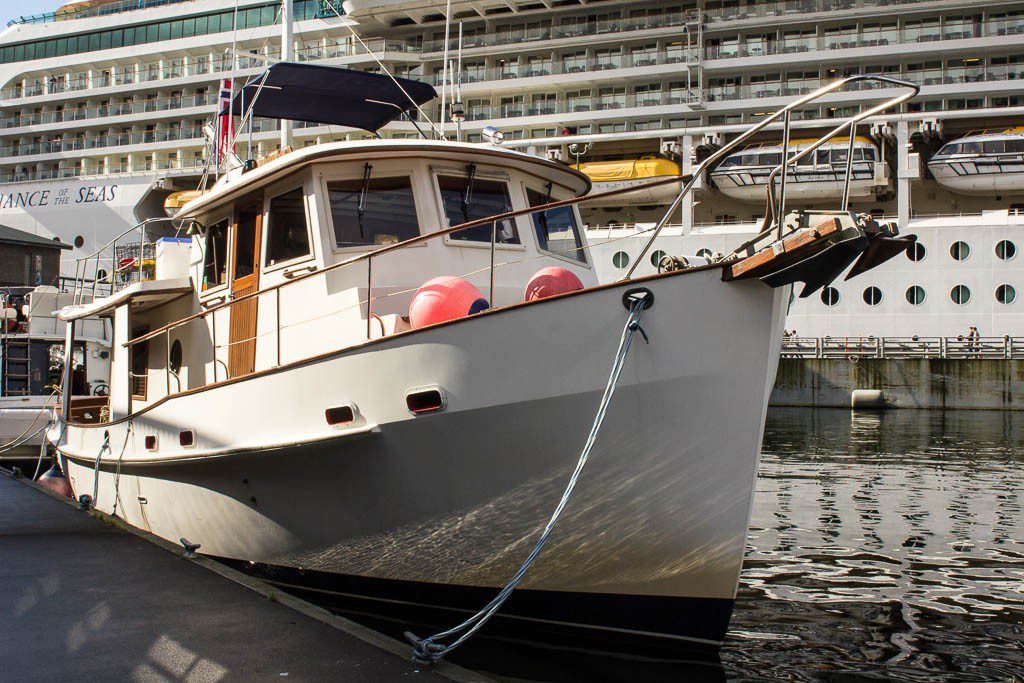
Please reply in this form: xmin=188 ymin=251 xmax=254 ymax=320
xmin=782 ymin=336 xmax=1024 ymax=360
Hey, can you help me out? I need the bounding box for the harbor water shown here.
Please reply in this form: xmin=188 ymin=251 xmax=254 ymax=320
xmin=317 ymin=407 xmax=1024 ymax=681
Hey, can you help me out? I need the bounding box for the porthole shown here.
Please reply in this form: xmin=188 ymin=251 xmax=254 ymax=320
xmin=996 ymin=240 xmax=1017 ymax=261
xmin=950 ymin=241 xmax=971 ymax=261
xmin=996 ymin=284 xmax=1017 ymax=305
xmin=950 ymin=284 xmax=971 ymax=305
xmin=820 ymin=286 xmax=840 ymax=306
xmin=612 ymin=251 xmax=630 ymax=269
xmin=905 ymin=285 xmax=926 ymax=306
xmin=862 ymin=286 xmax=882 ymax=306
xmin=650 ymin=250 xmax=667 ymax=267
xmin=906 ymin=242 xmax=926 ymax=262
xmin=73 ymin=235 xmax=85 ymax=248
xmin=696 ymin=248 xmax=714 ymax=259
xmin=169 ymin=339 xmax=183 ymax=374
xmin=96 ymin=268 xmax=108 ymax=282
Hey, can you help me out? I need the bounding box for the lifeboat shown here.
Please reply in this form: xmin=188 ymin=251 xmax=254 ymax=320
xmin=578 ymin=156 xmax=683 ymax=206
xmin=710 ymin=137 xmax=890 ymax=203
xmin=927 ymin=127 xmax=1024 ymax=195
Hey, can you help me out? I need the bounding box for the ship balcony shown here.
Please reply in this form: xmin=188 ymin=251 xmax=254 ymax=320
xmin=703 ymin=0 xmax=1015 ymax=27
xmin=0 ymin=93 xmax=219 ymax=135
xmin=422 ymin=53 xmax=698 ymax=93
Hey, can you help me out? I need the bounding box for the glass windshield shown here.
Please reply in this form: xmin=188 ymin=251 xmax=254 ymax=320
xmin=527 ymin=187 xmax=585 ymax=262
xmin=437 ymin=174 xmax=519 ymax=244
xmin=327 ymin=176 xmax=420 ymax=248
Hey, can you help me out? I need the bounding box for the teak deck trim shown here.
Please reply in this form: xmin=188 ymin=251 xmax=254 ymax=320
xmin=724 ymin=218 xmax=841 ymax=281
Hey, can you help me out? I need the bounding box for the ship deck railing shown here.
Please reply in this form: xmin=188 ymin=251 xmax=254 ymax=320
xmin=782 ymin=336 xmax=1024 ymax=360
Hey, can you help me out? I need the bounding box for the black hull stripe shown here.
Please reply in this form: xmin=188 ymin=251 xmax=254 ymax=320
xmin=218 ymin=558 xmax=734 ymax=655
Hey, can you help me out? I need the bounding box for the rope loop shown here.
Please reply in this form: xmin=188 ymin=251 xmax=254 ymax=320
xmin=406 ymin=295 xmax=650 ymax=664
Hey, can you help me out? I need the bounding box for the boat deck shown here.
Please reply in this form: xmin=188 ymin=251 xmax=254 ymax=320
xmin=0 ymin=471 xmax=483 ymax=682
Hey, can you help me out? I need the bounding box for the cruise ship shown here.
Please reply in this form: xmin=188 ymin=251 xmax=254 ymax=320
xmin=0 ymin=0 xmax=1023 ymax=336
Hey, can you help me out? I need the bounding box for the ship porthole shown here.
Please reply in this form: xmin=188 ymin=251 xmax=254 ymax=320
xmin=996 ymin=284 xmax=1017 ymax=305
xmin=862 ymin=286 xmax=882 ymax=306
xmin=950 ymin=241 xmax=971 ymax=261
xmin=905 ymin=286 xmax=926 ymax=306
xmin=820 ymin=286 xmax=840 ymax=306
xmin=169 ymin=339 xmax=183 ymax=374
xmin=696 ymin=248 xmax=713 ymax=259
xmin=950 ymin=284 xmax=971 ymax=305
xmin=906 ymin=242 xmax=926 ymax=262
xmin=73 ymin=235 xmax=85 ymax=248
xmin=612 ymin=251 xmax=630 ymax=268
xmin=995 ymin=240 xmax=1017 ymax=261
xmin=650 ymin=250 xmax=667 ymax=267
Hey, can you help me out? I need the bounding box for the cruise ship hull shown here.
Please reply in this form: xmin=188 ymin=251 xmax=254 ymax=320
xmin=55 ymin=272 xmax=786 ymax=653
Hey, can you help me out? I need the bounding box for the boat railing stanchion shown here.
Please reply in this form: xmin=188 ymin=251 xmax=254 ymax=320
xmin=165 ymin=329 xmax=171 ymax=395
xmin=841 ymin=124 xmax=857 ymax=211
xmin=366 ymin=256 xmax=373 ymax=340
xmin=275 ymin=288 xmax=281 ymax=367
xmin=211 ymin=310 xmax=218 ymax=383
xmin=777 ymin=110 xmax=791 ymax=241
xmin=489 ymin=220 xmax=497 ymax=306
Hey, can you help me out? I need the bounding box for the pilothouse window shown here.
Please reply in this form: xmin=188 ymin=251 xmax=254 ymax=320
xmin=527 ymin=187 xmax=585 ymax=263
xmin=437 ymin=173 xmax=519 ymax=244
xmin=265 ymin=188 xmax=310 ymax=266
xmin=202 ymin=219 xmax=228 ymax=290
xmin=327 ymin=175 xmax=420 ymax=248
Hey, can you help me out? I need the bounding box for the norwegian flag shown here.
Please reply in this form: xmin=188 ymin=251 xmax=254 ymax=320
xmin=216 ymin=78 xmax=234 ymax=165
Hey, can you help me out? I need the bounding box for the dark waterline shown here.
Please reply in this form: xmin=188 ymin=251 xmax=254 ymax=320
xmin=313 ymin=408 xmax=1024 ymax=681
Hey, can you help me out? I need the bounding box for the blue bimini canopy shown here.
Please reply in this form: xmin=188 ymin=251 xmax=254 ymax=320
xmin=225 ymin=63 xmax=437 ymax=133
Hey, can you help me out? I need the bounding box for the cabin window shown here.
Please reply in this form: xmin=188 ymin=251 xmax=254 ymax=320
xmin=233 ymin=203 xmax=260 ymax=280
xmin=984 ymin=141 xmax=1006 ymax=154
xmin=950 ymin=284 xmax=971 ymax=305
xmin=526 ymin=188 xmax=585 ymax=262
xmin=131 ymin=328 xmax=149 ymax=400
xmin=264 ymin=188 xmax=310 ymax=266
xmin=327 ymin=176 xmax=420 ymax=248
xmin=996 ymin=240 xmax=1016 ymax=260
xmin=862 ymin=286 xmax=882 ymax=306
xmin=202 ymin=219 xmax=228 ymax=290
xmin=437 ymin=174 xmax=519 ymax=244
xmin=905 ymin=286 xmax=926 ymax=306
xmin=820 ymin=287 xmax=840 ymax=306
xmin=1006 ymin=140 xmax=1024 ymax=154
xmin=996 ymin=284 xmax=1017 ymax=305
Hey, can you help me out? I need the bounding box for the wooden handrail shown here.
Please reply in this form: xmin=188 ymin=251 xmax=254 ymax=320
xmin=124 ymin=172 xmax=690 ymax=348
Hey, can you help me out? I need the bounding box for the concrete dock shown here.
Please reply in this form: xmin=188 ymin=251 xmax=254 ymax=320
xmin=0 ymin=471 xmax=482 ymax=682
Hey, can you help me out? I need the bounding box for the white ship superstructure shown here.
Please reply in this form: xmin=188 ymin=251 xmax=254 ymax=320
xmin=1 ymin=0 xmax=1024 ymax=335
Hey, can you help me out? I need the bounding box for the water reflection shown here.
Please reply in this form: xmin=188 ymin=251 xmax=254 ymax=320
xmin=727 ymin=408 xmax=1024 ymax=682
xmin=319 ymin=408 xmax=1024 ymax=681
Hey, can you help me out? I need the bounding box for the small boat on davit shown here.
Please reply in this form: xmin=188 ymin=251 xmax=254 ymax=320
xmin=48 ymin=67 xmax=917 ymax=661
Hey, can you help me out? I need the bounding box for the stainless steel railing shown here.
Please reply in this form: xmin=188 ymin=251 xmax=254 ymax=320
xmin=781 ymin=336 xmax=1024 ymax=360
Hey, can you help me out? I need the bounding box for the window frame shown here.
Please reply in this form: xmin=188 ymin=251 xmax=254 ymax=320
xmin=130 ymin=323 xmax=150 ymax=402
xmin=198 ymin=209 xmax=232 ymax=298
xmin=521 ymin=180 xmax=591 ymax=268
xmin=318 ymin=165 xmax=427 ymax=255
xmin=432 ymin=166 xmax=526 ymax=253
xmin=261 ymin=181 xmax=315 ymax=273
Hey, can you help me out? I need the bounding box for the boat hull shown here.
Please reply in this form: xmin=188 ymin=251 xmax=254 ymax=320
xmin=585 ymin=176 xmax=683 ymax=206
xmin=56 ymin=270 xmax=787 ymax=651
xmin=929 ymin=161 xmax=1024 ymax=195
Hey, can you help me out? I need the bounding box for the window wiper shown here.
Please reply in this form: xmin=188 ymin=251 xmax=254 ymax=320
xmin=357 ymin=163 xmax=372 ymax=239
xmin=461 ymin=164 xmax=477 ymax=218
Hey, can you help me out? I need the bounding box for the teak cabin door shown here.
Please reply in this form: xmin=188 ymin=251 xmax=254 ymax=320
xmin=228 ymin=197 xmax=262 ymax=377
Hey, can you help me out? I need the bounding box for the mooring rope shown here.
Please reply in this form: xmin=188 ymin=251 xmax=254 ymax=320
xmin=405 ymin=293 xmax=651 ymax=664
xmin=90 ymin=431 xmax=110 ymax=507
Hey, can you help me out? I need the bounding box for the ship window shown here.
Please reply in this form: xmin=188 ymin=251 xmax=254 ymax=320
xmin=202 ymin=219 xmax=229 ymax=290
xmin=650 ymin=250 xmax=667 ymax=268
xmin=527 ymin=188 xmax=585 ymax=262
xmin=821 ymin=287 xmax=840 ymax=306
xmin=328 ymin=176 xmax=420 ymax=248
xmin=696 ymin=248 xmax=714 ymax=259
xmin=936 ymin=143 xmax=958 ymax=156
xmin=905 ymin=286 xmax=926 ymax=306
xmin=438 ymin=174 xmax=519 ymax=244
xmin=264 ymin=188 xmax=310 ymax=266
xmin=950 ymin=285 xmax=971 ymax=305
xmin=1006 ymin=140 xmax=1024 ymax=153
xmin=612 ymin=251 xmax=630 ymax=268
xmin=907 ymin=242 xmax=926 ymax=262
xmin=997 ymin=284 xmax=1017 ymax=304
xmin=862 ymin=286 xmax=882 ymax=306
xmin=718 ymin=155 xmax=741 ymax=169
xmin=950 ymin=241 xmax=971 ymax=261
xmin=760 ymin=153 xmax=782 ymax=166
xmin=984 ymin=141 xmax=1006 ymax=154
xmin=960 ymin=142 xmax=982 ymax=154
xmin=232 ymin=203 xmax=260 ymax=281
xmin=996 ymin=240 xmax=1016 ymax=260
